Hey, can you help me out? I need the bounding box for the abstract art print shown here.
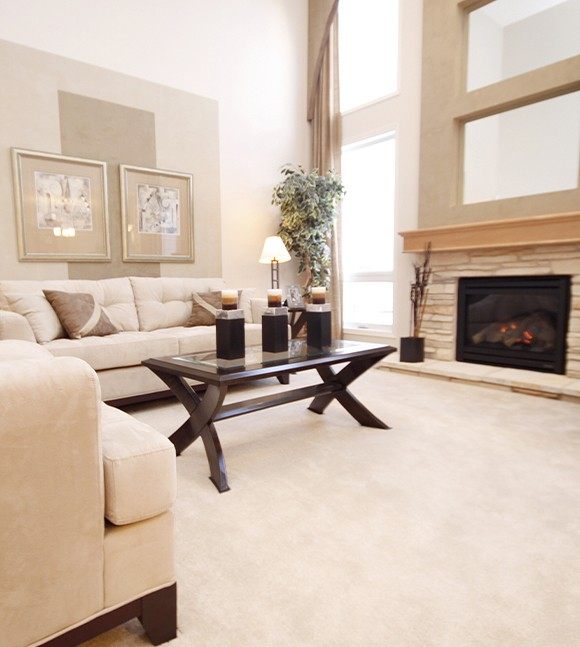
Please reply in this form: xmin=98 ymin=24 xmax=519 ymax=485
xmin=35 ymin=172 xmax=93 ymax=231
xmin=121 ymin=165 xmax=193 ymax=262
xmin=137 ymin=183 xmax=180 ymax=235
xmin=11 ymin=148 xmax=110 ymax=261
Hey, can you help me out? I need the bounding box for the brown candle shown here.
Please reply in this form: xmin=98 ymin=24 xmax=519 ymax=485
xmin=221 ymin=289 xmax=238 ymax=310
xmin=267 ymin=289 xmax=283 ymax=308
xmin=311 ymin=287 xmax=326 ymax=305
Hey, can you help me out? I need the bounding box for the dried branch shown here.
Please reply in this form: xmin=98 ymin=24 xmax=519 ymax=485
xmin=410 ymin=242 xmax=432 ymax=337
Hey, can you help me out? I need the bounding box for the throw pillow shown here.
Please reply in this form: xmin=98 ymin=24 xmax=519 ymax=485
xmin=186 ymin=291 xmax=224 ymax=327
xmin=43 ymin=290 xmax=118 ymax=339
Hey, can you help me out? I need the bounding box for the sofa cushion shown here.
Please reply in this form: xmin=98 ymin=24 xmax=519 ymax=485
xmin=1 ymin=292 xmax=63 ymax=343
xmin=44 ymin=290 xmax=118 ymax=339
xmin=130 ymin=276 xmax=225 ymax=331
xmin=149 ymin=323 xmax=264 ymax=355
xmin=0 ymin=291 xmax=10 ymax=310
xmin=0 ymin=310 xmax=36 ymax=343
xmin=1 ymin=278 xmax=139 ymax=343
xmin=100 ymin=403 xmax=176 ymax=525
xmin=250 ymin=297 xmax=269 ymax=324
xmin=0 ymin=339 xmax=53 ymax=362
xmin=45 ymin=331 xmax=179 ymax=371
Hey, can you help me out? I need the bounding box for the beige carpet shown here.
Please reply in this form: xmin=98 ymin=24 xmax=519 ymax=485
xmin=87 ymin=369 xmax=580 ymax=647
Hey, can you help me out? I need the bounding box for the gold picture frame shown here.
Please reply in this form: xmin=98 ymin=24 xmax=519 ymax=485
xmin=120 ymin=164 xmax=194 ymax=262
xmin=11 ymin=148 xmax=110 ymax=261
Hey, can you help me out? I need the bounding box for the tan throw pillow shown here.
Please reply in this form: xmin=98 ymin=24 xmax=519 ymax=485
xmin=186 ymin=291 xmax=223 ymax=327
xmin=43 ymin=290 xmax=118 ymax=339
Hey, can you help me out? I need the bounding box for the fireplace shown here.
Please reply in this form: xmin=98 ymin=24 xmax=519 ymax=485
xmin=456 ymin=275 xmax=571 ymax=374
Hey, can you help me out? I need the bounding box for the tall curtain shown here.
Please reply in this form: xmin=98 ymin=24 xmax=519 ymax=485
xmin=308 ymin=0 xmax=342 ymax=337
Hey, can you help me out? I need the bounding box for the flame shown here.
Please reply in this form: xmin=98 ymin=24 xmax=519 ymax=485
xmin=522 ymin=330 xmax=534 ymax=345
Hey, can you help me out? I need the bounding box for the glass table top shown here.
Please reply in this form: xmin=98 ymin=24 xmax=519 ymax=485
xmin=168 ymin=339 xmax=388 ymax=375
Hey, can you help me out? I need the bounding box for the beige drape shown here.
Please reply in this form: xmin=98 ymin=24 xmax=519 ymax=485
xmin=308 ymin=0 xmax=342 ymax=337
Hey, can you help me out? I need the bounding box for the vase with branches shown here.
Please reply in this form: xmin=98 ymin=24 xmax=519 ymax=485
xmin=272 ymin=165 xmax=345 ymax=297
xmin=401 ymin=242 xmax=432 ymax=362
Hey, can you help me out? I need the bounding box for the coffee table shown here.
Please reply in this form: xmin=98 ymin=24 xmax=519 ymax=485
xmin=143 ymin=340 xmax=396 ymax=492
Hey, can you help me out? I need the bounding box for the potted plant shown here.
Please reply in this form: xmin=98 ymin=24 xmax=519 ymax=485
xmin=272 ymin=165 xmax=345 ymax=296
xmin=400 ymin=243 xmax=432 ymax=362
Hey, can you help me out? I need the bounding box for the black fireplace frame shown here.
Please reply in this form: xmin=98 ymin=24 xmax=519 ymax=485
xmin=456 ymin=275 xmax=570 ymax=374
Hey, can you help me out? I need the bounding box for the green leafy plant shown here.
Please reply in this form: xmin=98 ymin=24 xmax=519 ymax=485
xmin=272 ymin=165 xmax=345 ymax=294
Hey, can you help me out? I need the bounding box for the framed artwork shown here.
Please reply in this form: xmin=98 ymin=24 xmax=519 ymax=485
xmin=286 ymin=284 xmax=304 ymax=307
xmin=120 ymin=164 xmax=194 ymax=262
xmin=11 ymin=148 xmax=110 ymax=261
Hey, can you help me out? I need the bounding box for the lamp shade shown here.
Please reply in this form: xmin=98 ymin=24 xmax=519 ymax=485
xmin=259 ymin=236 xmax=291 ymax=264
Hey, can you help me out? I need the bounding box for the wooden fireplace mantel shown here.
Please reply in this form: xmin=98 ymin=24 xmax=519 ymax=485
xmin=400 ymin=212 xmax=580 ymax=253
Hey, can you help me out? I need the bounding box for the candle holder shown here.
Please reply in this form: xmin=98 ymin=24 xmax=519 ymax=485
xmin=262 ymin=306 xmax=289 ymax=353
xmin=267 ymin=288 xmax=283 ymax=308
xmin=311 ymin=286 xmax=327 ymax=305
xmin=306 ymin=303 xmax=332 ymax=349
xmin=216 ymin=309 xmax=245 ymax=360
xmin=221 ymin=289 xmax=239 ymax=311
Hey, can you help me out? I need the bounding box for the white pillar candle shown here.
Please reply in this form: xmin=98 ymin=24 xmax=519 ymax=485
xmin=311 ymin=286 xmax=326 ymax=304
xmin=267 ymin=289 xmax=283 ymax=308
xmin=221 ymin=289 xmax=238 ymax=310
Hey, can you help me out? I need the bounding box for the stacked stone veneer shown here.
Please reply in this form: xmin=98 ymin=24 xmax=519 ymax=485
xmin=421 ymin=242 xmax=580 ymax=378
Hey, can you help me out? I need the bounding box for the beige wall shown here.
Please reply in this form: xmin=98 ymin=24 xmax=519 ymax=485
xmin=0 ymin=0 xmax=309 ymax=289
xmin=418 ymin=0 xmax=580 ymax=230
xmin=0 ymin=39 xmax=221 ymax=281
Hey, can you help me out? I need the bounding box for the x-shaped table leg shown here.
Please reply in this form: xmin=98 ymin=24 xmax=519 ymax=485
xmin=148 ymin=370 xmax=231 ymax=492
xmin=308 ymin=355 xmax=390 ymax=429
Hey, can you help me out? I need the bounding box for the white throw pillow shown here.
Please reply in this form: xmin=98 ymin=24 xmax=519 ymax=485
xmin=3 ymin=293 xmax=64 ymax=343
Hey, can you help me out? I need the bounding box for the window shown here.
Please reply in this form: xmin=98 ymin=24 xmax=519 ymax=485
xmin=463 ymin=91 xmax=580 ymax=204
xmin=341 ymin=133 xmax=396 ymax=331
xmin=339 ymin=0 xmax=399 ymax=113
xmin=467 ymin=0 xmax=580 ymax=91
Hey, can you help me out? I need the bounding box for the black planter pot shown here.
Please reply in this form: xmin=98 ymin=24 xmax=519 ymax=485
xmin=399 ymin=336 xmax=425 ymax=363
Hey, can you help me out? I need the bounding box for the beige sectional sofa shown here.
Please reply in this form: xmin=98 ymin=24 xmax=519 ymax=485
xmin=0 ymin=340 xmax=177 ymax=646
xmin=0 ymin=276 xmax=267 ymax=403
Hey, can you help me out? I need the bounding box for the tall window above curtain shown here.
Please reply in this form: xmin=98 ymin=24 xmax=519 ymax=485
xmin=339 ymin=0 xmax=399 ymax=113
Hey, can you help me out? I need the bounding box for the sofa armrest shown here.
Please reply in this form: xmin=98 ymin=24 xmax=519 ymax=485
xmin=0 ymin=356 xmax=105 ymax=646
xmin=0 ymin=309 xmax=36 ymax=342
xmin=100 ymin=403 xmax=176 ymax=526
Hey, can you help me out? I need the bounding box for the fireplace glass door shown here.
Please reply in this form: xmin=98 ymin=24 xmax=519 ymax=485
xmin=456 ymin=276 xmax=570 ymax=374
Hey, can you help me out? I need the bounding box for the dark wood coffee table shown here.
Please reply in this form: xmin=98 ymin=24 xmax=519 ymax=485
xmin=143 ymin=340 xmax=395 ymax=492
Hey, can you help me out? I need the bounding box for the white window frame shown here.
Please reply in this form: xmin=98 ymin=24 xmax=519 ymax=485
xmin=341 ymin=131 xmax=397 ymax=335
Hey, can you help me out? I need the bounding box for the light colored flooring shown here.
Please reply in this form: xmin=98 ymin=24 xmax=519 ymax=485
xmin=88 ymin=370 xmax=580 ymax=647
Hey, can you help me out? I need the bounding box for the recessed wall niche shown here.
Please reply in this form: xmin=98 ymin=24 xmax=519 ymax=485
xmin=467 ymin=0 xmax=580 ymax=91
xmin=462 ymin=91 xmax=580 ymax=205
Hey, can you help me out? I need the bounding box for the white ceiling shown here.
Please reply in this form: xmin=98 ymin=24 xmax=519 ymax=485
xmin=480 ymin=0 xmax=570 ymax=26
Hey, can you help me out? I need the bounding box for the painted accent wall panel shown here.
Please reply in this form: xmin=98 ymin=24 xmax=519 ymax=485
xmin=0 ymin=39 xmax=221 ymax=280
xmin=59 ymin=91 xmax=160 ymax=279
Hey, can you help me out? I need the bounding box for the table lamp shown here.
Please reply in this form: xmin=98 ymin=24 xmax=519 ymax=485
xmin=259 ymin=235 xmax=291 ymax=288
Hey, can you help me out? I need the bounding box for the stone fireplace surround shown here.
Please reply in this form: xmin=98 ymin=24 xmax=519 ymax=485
xmin=421 ymin=242 xmax=580 ymax=378
xmin=383 ymin=213 xmax=580 ymax=400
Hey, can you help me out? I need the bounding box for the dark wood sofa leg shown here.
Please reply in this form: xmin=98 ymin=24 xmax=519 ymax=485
xmin=140 ymin=583 xmax=177 ymax=645
xmin=277 ymin=374 xmax=290 ymax=385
